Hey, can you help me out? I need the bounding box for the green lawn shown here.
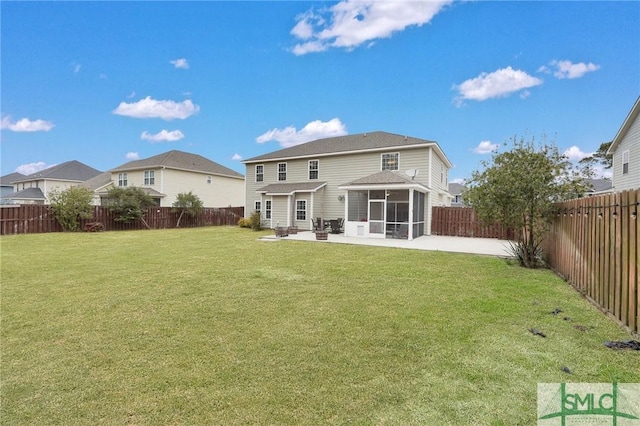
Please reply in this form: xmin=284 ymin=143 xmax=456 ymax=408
xmin=1 ymin=227 xmax=638 ymax=425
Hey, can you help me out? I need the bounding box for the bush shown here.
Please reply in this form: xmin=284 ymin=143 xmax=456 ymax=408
xmin=238 ymin=212 xmax=262 ymax=230
xmin=49 ymin=187 xmax=94 ymax=232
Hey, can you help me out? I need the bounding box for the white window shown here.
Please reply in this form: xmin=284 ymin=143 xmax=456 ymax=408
xmin=144 ymin=170 xmax=155 ymax=185
xmin=207 ymin=175 xmax=212 ymax=184
xmin=255 ymin=165 xmax=264 ymax=182
xmin=296 ymin=200 xmax=306 ymax=221
xmin=255 ymin=201 xmax=261 ymax=212
xmin=381 ymin=153 xmax=399 ymax=171
xmin=265 ymin=200 xmax=272 ymax=219
xmin=278 ymin=163 xmax=287 ymax=181
xmin=622 ymin=150 xmax=629 ymax=174
xmin=309 ymin=160 xmax=319 ymax=180
xmin=118 ymin=173 xmax=128 ymax=187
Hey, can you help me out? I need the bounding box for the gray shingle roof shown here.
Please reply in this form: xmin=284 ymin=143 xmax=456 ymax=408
xmin=4 ymin=187 xmax=46 ymax=200
xmin=82 ymin=172 xmax=113 ymax=191
xmin=110 ymin=150 xmax=244 ymax=178
xmin=256 ymin=181 xmax=327 ymax=195
xmin=587 ymin=178 xmax=613 ymax=193
xmin=244 ymin=131 xmax=451 ymax=166
xmin=12 ymin=161 xmax=101 ymax=183
xmin=339 ymin=171 xmax=429 ymax=190
xmin=448 ymin=182 xmax=465 ymax=196
xmin=0 ymin=172 xmax=26 ymax=186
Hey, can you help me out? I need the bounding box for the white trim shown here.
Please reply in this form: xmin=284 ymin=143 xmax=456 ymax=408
xmin=308 ymin=159 xmax=319 ymax=180
xmin=381 ymin=152 xmax=400 ymax=171
xmin=277 ymin=162 xmax=287 ymax=181
xmin=255 ymin=164 xmax=264 ymax=183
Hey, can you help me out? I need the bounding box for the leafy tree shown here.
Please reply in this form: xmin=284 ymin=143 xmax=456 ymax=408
xmin=578 ymin=141 xmax=613 ymax=179
xmin=464 ymin=135 xmax=586 ymax=268
xmin=106 ymin=186 xmax=155 ymax=229
xmin=49 ymin=186 xmax=95 ymax=231
xmin=172 ymin=191 xmax=204 ymax=227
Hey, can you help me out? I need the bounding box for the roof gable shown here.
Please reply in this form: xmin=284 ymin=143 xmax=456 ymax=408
xmin=0 ymin=172 xmax=26 ymax=185
xmin=448 ymin=182 xmax=465 ymax=195
xmin=607 ymin=96 xmax=640 ymax=155
xmin=12 ymin=161 xmax=101 ymax=183
xmin=110 ymin=150 xmax=244 ymax=178
xmin=244 ymin=131 xmax=452 ymax=167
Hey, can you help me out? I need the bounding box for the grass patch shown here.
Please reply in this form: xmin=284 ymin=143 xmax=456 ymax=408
xmin=1 ymin=227 xmax=638 ymax=424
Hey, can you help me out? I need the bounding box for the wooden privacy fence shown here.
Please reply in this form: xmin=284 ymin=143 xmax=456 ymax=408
xmin=431 ymin=206 xmax=515 ymax=240
xmin=0 ymin=205 xmax=244 ymax=236
xmin=545 ymin=189 xmax=639 ymax=334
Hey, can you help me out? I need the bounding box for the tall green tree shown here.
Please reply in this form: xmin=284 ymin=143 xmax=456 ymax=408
xmin=464 ymin=135 xmax=586 ymax=268
xmin=172 ymin=191 xmax=204 ymax=228
xmin=106 ymin=186 xmax=155 ymax=229
xmin=578 ymin=141 xmax=613 ymax=178
xmin=49 ymin=186 xmax=95 ymax=231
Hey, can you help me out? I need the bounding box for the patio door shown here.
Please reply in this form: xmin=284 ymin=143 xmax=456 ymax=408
xmin=368 ymin=199 xmax=385 ymax=237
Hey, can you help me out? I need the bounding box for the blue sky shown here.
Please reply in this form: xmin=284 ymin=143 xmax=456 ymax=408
xmin=1 ymin=1 xmax=638 ymax=183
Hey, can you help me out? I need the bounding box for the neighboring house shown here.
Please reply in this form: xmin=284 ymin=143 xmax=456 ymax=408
xmin=0 ymin=172 xmax=26 ymax=205
xmin=81 ymin=172 xmax=114 ymax=206
xmin=584 ymin=178 xmax=613 ymax=196
xmin=606 ymin=96 xmax=640 ymax=192
xmin=243 ymin=131 xmax=453 ymax=240
xmin=4 ymin=161 xmax=102 ymax=205
xmin=106 ymin=150 xmax=245 ymax=208
xmin=448 ymin=182 xmax=466 ymax=206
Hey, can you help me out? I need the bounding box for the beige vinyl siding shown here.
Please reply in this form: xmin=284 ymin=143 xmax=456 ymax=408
xmin=245 ymin=147 xmax=441 ymax=222
xmin=271 ymin=196 xmax=290 ymax=228
xmin=110 ymin=168 xmax=244 ymax=207
xmin=611 ymin=114 xmax=640 ymax=191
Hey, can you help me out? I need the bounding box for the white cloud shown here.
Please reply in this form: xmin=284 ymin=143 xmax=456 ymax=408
xmin=473 ymin=140 xmax=499 ymax=154
xmin=450 ymin=178 xmax=465 ymax=184
xmin=126 ymin=91 xmax=136 ymax=99
xmin=256 ymin=118 xmax=347 ymax=147
xmin=1 ymin=116 xmax=55 ymax=132
xmin=563 ymin=145 xmax=592 ymax=161
xmin=454 ymin=66 xmax=543 ymax=104
xmin=141 ymin=129 xmax=185 ymax=142
xmin=72 ymin=62 xmax=81 ymax=73
xmin=170 ymin=58 xmax=189 ymax=69
xmin=541 ymin=60 xmax=600 ymax=79
xmin=15 ymin=161 xmax=52 ymax=175
xmin=125 ymin=152 xmax=139 ymax=160
xmin=291 ymin=0 xmax=452 ymax=55
xmin=113 ymin=96 xmax=200 ymax=120
xmin=232 ymin=153 xmax=242 ymax=161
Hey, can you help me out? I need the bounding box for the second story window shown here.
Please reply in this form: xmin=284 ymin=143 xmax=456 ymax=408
xmin=207 ymin=176 xmax=212 ymax=184
xmin=256 ymin=165 xmax=264 ymax=182
xmin=144 ymin=170 xmax=155 ymax=185
xmin=622 ymin=150 xmax=629 ymax=174
xmin=309 ymin=160 xmax=319 ymax=180
xmin=278 ymin=163 xmax=287 ymax=181
xmin=381 ymin=153 xmax=399 ymax=171
xmin=118 ymin=172 xmax=128 ymax=187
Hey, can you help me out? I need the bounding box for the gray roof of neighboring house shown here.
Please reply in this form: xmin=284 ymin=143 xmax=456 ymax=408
xmin=587 ymin=178 xmax=613 ymax=193
xmin=82 ymin=172 xmax=113 ymax=191
xmin=339 ymin=171 xmax=429 ymax=190
xmin=256 ymin=182 xmax=327 ymax=195
xmin=244 ymin=131 xmax=452 ymax=167
xmin=12 ymin=161 xmax=102 ymax=183
xmin=0 ymin=172 xmax=26 ymax=186
xmin=607 ymin=96 xmax=640 ymax=155
xmin=110 ymin=150 xmax=244 ymax=179
xmin=4 ymin=187 xmax=46 ymax=200
xmin=448 ymin=182 xmax=465 ymax=196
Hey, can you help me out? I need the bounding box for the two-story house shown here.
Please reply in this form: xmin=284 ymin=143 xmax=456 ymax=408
xmin=106 ymin=150 xmax=245 ymax=208
xmin=4 ymin=161 xmax=101 ymax=205
xmin=606 ymin=96 xmax=639 ymax=192
xmin=243 ymin=131 xmax=453 ymax=240
xmin=0 ymin=172 xmax=25 ymax=205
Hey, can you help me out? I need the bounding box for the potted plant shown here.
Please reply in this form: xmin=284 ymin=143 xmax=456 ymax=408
xmin=315 ymin=229 xmax=328 ymax=240
xmin=288 ymin=225 xmax=299 ymax=235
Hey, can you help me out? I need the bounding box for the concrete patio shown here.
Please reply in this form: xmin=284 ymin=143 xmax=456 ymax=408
xmin=261 ymin=231 xmax=513 ymax=257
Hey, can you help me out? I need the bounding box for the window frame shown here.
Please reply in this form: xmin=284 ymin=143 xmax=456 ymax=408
xmin=381 ymin=153 xmax=399 ymax=171
xmin=265 ymin=200 xmax=272 ymax=219
xmin=622 ymin=150 xmax=629 ymax=174
xmin=118 ymin=172 xmax=128 ymax=187
xmin=308 ymin=160 xmax=319 ymax=180
xmin=295 ymin=199 xmax=307 ymax=221
xmin=207 ymin=175 xmax=212 ymax=184
xmin=255 ymin=164 xmax=264 ymax=182
xmin=277 ymin=162 xmax=287 ymax=181
xmin=254 ymin=201 xmax=261 ymax=213
xmin=143 ymin=170 xmax=155 ymax=186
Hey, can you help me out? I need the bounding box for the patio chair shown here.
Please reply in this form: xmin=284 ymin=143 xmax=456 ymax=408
xmin=311 ymin=218 xmax=323 ymax=232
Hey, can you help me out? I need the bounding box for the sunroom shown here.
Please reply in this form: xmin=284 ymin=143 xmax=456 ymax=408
xmin=338 ymin=171 xmax=430 ymax=240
